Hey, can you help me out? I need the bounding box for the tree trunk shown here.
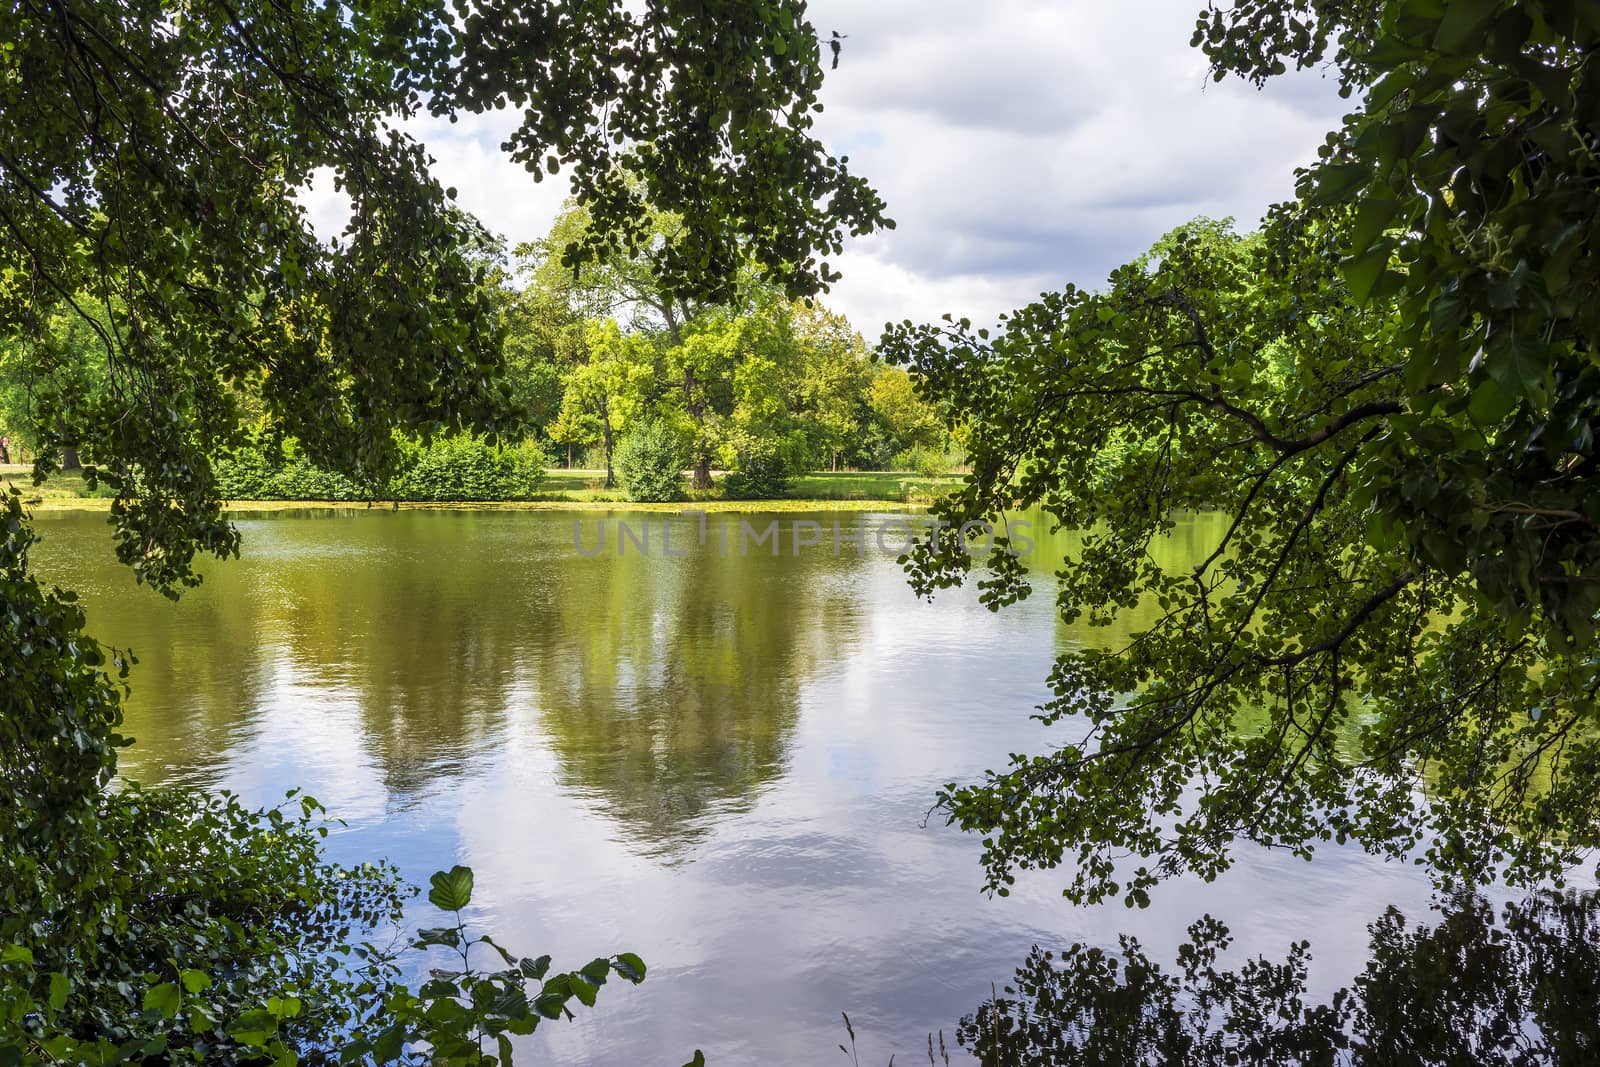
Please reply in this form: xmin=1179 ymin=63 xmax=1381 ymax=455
xmin=61 ymin=447 xmax=80 ymax=470
xmin=682 ymin=362 xmax=713 ymax=490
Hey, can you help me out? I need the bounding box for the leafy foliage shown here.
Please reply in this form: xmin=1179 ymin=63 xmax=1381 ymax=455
xmin=343 ymin=866 xmax=649 ymax=1066
xmin=513 ymin=205 xmax=950 ymax=490
xmin=0 ymin=0 xmax=886 ymax=596
xmin=882 ymin=1 xmax=1600 ymax=906
xmin=213 ymin=435 xmax=547 ymax=502
xmin=615 ymin=420 xmax=687 ymax=503
xmin=442 ymin=2 xmax=890 ymax=305
xmin=4 ymin=0 xmax=872 ymax=1057
xmin=1197 ymin=0 xmax=1600 ymax=640
xmin=2 ymin=485 xmax=403 ymax=1060
xmin=213 ymin=443 xmax=366 ymax=502
xmin=388 ymin=435 xmax=547 ymax=502
xmin=960 ymin=891 xmax=1600 ymax=1066
xmin=721 ymin=439 xmax=792 ymax=500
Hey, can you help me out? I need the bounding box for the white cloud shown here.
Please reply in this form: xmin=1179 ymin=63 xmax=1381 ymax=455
xmin=297 ymin=166 xmax=353 ymax=246
xmin=806 ymin=0 xmax=1350 ymax=327
xmin=819 ymin=241 xmax=1057 ymax=336
xmin=400 ymin=109 xmax=572 ymax=252
xmin=311 ymin=2 xmax=1350 ymax=333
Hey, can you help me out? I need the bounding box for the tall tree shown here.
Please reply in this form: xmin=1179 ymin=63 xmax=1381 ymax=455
xmin=1 ymin=1 xmax=886 ymax=1058
xmin=884 ymin=0 xmax=1600 ymax=906
xmin=523 ymin=203 xmax=805 ymax=488
xmin=559 ymin=320 xmax=656 ymax=487
xmin=1 ymin=0 xmax=887 ymax=592
xmin=790 ymin=302 xmax=872 ymax=472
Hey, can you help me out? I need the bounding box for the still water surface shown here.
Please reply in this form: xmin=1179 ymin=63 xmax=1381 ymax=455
xmin=33 ymin=507 xmax=1455 ymax=1063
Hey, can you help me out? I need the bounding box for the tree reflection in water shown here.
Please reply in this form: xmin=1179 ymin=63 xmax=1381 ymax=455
xmin=960 ymin=891 xmax=1600 ymax=1065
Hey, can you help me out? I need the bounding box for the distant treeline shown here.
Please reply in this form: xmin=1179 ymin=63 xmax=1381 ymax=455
xmin=1 ymin=202 xmax=958 ymax=503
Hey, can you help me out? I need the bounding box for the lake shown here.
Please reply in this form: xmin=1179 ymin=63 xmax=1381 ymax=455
xmin=32 ymin=506 xmax=1457 ymax=1063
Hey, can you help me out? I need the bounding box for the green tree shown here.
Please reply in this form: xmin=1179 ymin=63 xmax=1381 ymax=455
xmin=0 ymin=304 xmax=116 ymax=469
xmin=498 ymin=273 xmax=589 ymax=440
xmin=883 ymin=0 xmax=1600 ymax=906
xmin=521 ymin=204 xmax=819 ymax=489
xmin=665 ymin=309 xmax=782 ymax=487
xmin=1 ymin=0 xmax=885 ymax=1057
xmin=559 ymin=320 xmax=655 ymax=487
xmin=867 ymin=364 xmax=942 ymax=461
xmin=1197 ymin=0 xmax=1600 ymax=638
xmin=790 ymin=302 xmax=873 ymax=472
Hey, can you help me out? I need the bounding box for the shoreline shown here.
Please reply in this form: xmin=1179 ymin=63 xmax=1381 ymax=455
xmin=21 ymin=496 xmax=934 ymax=515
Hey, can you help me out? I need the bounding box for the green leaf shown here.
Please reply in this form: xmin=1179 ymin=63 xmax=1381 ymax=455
xmin=179 ymin=969 xmax=212 ymax=994
xmin=1349 ymin=199 xmax=1399 ymax=255
xmin=1466 ymin=380 xmax=1516 ymax=426
xmin=532 ymin=991 xmax=569 ymax=1020
xmin=1310 ymin=163 xmax=1371 ymax=206
xmin=611 ymin=952 xmax=647 ymax=983
xmin=373 ymin=1026 xmax=405 ymax=1063
xmin=416 ymin=926 xmax=463 ymax=949
xmin=568 ymin=975 xmax=598 ymax=1007
xmin=0 ymin=945 xmax=33 ymax=966
xmin=1483 ymin=332 xmax=1547 ymax=402
xmin=520 ymin=955 xmax=552 ymax=980
xmin=143 ymin=982 xmax=182 ymax=1020
xmin=479 ymin=934 xmax=517 ymax=966
xmin=48 ymin=972 xmax=69 ymax=1012
xmin=1341 ymin=246 xmax=1391 ymax=304
xmin=427 ymin=865 xmax=475 ymax=912
xmin=1429 ymin=291 xmax=1469 ymax=335
xmin=1432 ymin=0 xmax=1501 ymax=53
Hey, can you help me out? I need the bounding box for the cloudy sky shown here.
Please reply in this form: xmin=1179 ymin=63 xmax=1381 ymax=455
xmin=308 ymin=0 xmax=1351 ymax=334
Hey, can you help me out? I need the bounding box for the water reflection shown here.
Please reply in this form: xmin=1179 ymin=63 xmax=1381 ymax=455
xmin=26 ymin=507 xmax=1570 ymax=1065
xmin=531 ymin=516 xmax=865 ymax=853
xmin=961 ymin=890 xmax=1600 ymax=1065
xmin=32 ymin=510 xmax=863 ymax=840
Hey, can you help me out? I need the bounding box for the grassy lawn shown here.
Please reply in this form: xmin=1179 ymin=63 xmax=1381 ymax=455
xmin=5 ymin=463 xmax=962 ymax=511
xmin=2 ymin=464 xmax=114 ymax=505
xmin=538 ymin=468 xmax=962 ymax=504
xmin=786 ymin=470 xmax=963 ymax=501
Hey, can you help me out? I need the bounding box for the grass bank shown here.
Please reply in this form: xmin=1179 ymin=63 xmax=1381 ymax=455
xmin=538 ymin=468 xmax=961 ymax=503
xmin=5 ymin=465 xmax=961 ymax=513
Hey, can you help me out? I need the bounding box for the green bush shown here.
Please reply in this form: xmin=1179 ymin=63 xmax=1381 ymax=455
xmin=893 ymin=443 xmax=949 ymax=480
xmin=614 ymin=420 xmax=686 ymax=502
xmin=722 ymin=440 xmax=791 ymax=499
xmin=390 ymin=435 xmax=546 ymax=501
xmin=214 ymin=435 xmax=546 ymax=502
xmin=213 ymin=440 xmax=367 ymax=500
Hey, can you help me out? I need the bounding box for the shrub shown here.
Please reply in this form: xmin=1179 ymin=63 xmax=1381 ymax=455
xmin=390 ymin=435 xmax=546 ymax=501
xmin=894 ymin=443 xmax=949 ymax=480
xmin=214 ymin=440 xmax=366 ymax=500
xmin=214 ymin=435 xmax=546 ymax=502
xmin=721 ymin=440 xmax=791 ymax=499
xmin=614 ymin=420 xmax=685 ymax=502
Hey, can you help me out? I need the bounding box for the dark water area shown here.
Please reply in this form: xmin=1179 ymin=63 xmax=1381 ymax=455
xmin=30 ymin=507 xmax=1495 ymax=1063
